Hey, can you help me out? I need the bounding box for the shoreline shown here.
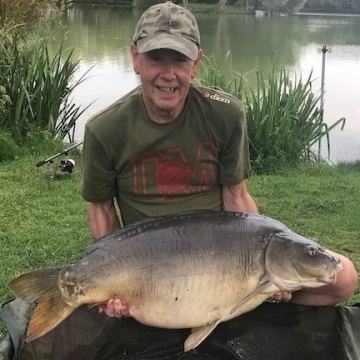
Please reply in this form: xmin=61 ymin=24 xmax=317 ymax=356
xmin=66 ymin=2 xmax=360 ymax=16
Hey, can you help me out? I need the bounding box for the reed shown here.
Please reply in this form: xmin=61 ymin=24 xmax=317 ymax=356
xmin=0 ymin=29 xmax=89 ymax=143
xmin=198 ymin=55 xmax=345 ymax=173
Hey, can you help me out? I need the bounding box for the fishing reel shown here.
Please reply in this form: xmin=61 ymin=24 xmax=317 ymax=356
xmin=36 ymin=142 xmax=82 ymax=187
xmin=59 ymin=158 xmax=76 ymax=174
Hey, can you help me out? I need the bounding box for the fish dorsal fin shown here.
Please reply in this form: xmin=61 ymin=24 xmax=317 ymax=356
xmin=185 ymin=320 xmax=220 ymax=352
xmin=229 ymin=279 xmax=272 ymax=316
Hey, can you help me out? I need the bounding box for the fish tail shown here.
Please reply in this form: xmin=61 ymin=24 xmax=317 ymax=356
xmin=8 ymin=266 xmax=77 ymax=342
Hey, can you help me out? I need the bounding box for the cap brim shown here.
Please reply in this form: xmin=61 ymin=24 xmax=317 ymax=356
xmin=136 ymin=33 xmax=199 ymax=61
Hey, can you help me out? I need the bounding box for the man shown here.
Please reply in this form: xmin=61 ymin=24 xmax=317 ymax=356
xmin=81 ymin=1 xmax=357 ymax=317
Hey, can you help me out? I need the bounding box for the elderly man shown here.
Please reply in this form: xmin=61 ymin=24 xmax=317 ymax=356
xmin=81 ymin=1 xmax=356 ymax=317
xmin=0 ymin=2 xmax=357 ymax=360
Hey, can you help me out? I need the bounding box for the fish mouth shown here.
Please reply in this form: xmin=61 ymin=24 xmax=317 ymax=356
xmin=324 ymin=273 xmax=338 ymax=285
xmin=322 ymin=260 xmax=344 ymax=285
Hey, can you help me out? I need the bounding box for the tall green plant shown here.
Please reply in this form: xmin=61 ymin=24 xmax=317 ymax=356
xmin=198 ymin=51 xmax=247 ymax=99
xmin=198 ymin=55 xmax=346 ymax=174
xmin=0 ymin=30 xmax=90 ymax=143
xmin=244 ymin=62 xmax=345 ymax=172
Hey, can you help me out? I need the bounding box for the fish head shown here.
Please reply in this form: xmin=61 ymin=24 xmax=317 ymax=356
xmin=264 ymin=231 xmax=343 ymax=291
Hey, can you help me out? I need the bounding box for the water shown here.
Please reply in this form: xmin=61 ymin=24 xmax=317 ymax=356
xmin=52 ymin=5 xmax=360 ymax=163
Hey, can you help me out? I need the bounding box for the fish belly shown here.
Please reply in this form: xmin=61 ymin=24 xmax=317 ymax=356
xmin=127 ymin=272 xmax=264 ymax=329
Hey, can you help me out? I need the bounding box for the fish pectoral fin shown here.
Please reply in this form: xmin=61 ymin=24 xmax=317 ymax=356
xmin=88 ymin=302 xmax=106 ymax=309
xmin=229 ymin=280 xmax=271 ymax=315
xmin=185 ymin=320 xmax=220 ymax=352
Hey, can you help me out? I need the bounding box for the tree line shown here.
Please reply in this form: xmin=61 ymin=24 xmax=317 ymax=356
xmin=65 ymin=0 xmax=360 ymax=14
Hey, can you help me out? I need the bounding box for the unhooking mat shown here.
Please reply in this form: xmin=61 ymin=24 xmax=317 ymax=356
xmin=1 ymin=298 xmax=360 ymax=360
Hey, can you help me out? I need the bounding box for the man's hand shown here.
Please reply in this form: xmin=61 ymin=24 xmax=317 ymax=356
xmin=98 ymin=298 xmax=130 ymax=318
xmin=267 ymin=291 xmax=292 ymax=303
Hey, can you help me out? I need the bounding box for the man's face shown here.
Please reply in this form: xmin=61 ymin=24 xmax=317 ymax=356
xmin=130 ymin=45 xmax=202 ymax=122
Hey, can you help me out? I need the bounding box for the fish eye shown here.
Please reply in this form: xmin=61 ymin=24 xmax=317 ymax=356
xmin=308 ymin=247 xmax=317 ymax=256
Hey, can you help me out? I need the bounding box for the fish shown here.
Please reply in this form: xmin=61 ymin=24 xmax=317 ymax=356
xmin=8 ymin=210 xmax=343 ymax=352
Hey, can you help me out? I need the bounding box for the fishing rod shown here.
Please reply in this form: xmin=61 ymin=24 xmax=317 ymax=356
xmin=317 ymin=44 xmax=331 ymax=161
xmin=36 ymin=142 xmax=83 ymax=173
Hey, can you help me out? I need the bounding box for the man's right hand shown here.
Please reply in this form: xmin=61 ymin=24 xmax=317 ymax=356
xmin=267 ymin=291 xmax=292 ymax=303
xmin=98 ymin=298 xmax=130 ymax=318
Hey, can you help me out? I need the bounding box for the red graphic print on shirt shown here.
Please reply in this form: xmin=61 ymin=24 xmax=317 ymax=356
xmin=130 ymin=141 xmax=216 ymax=198
xmin=155 ymin=160 xmax=191 ymax=193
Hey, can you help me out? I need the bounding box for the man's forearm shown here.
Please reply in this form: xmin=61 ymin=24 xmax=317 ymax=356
xmin=222 ymin=183 xmax=258 ymax=214
xmin=224 ymin=192 xmax=258 ymax=214
xmin=87 ymin=200 xmax=121 ymax=241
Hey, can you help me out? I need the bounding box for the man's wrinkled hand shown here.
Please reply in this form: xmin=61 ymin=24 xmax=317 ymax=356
xmin=98 ymin=298 xmax=130 ymax=318
xmin=267 ymin=291 xmax=292 ymax=303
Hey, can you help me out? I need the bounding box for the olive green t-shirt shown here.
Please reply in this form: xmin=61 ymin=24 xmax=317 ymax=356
xmin=81 ymin=84 xmax=252 ymax=225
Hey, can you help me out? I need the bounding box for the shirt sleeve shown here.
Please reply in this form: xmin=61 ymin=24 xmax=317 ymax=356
xmin=80 ymin=123 xmax=118 ymax=202
xmin=218 ymin=101 xmax=252 ymax=186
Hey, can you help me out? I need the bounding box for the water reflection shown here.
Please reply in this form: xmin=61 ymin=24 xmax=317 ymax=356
xmin=53 ymin=5 xmax=360 ymax=163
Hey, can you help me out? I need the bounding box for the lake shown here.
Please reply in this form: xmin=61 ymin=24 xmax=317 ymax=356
xmin=52 ymin=5 xmax=360 ymax=163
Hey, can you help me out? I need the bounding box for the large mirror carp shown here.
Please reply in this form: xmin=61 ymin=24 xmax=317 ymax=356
xmin=9 ymin=210 xmax=343 ymax=352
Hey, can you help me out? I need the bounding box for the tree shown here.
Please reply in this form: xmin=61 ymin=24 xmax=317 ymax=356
xmin=262 ymin=0 xmax=286 ymax=13
xmin=133 ymin=0 xmax=160 ymax=9
xmin=329 ymin=0 xmax=360 ymax=11
xmin=218 ymin=0 xmax=227 ymax=11
xmin=258 ymin=0 xmax=310 ymax=13
xmin=0 ymin=0 xmax=57 ymax=28
xmin=285 ymin=0 xmax=308 ymax=13
xmin=305 ymin=0 xmax=360 ymax=12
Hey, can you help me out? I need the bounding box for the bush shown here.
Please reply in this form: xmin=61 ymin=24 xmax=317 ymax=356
xmin=0 ymin=85 xmax=11 ymax=123
xmin=0 ymin=0 xmax=59 ymax=31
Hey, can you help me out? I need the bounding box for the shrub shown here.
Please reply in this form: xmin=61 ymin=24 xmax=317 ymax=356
xmin=0 ymin=85 xmax=11 ymax=124
xmin=0 ymin=0 xmax=59 ymax=31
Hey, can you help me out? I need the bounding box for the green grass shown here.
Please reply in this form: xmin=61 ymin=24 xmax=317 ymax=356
xmin=0 ymin=153 xmax=360 ymax=338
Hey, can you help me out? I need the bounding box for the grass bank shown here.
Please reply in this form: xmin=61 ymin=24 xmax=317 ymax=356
xmin=0 ymin=152 xmax=360 ymax=337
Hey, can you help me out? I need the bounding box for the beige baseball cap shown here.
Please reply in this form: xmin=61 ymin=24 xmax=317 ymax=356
xmin=132 ymin=1 xmax=201 ymax=61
